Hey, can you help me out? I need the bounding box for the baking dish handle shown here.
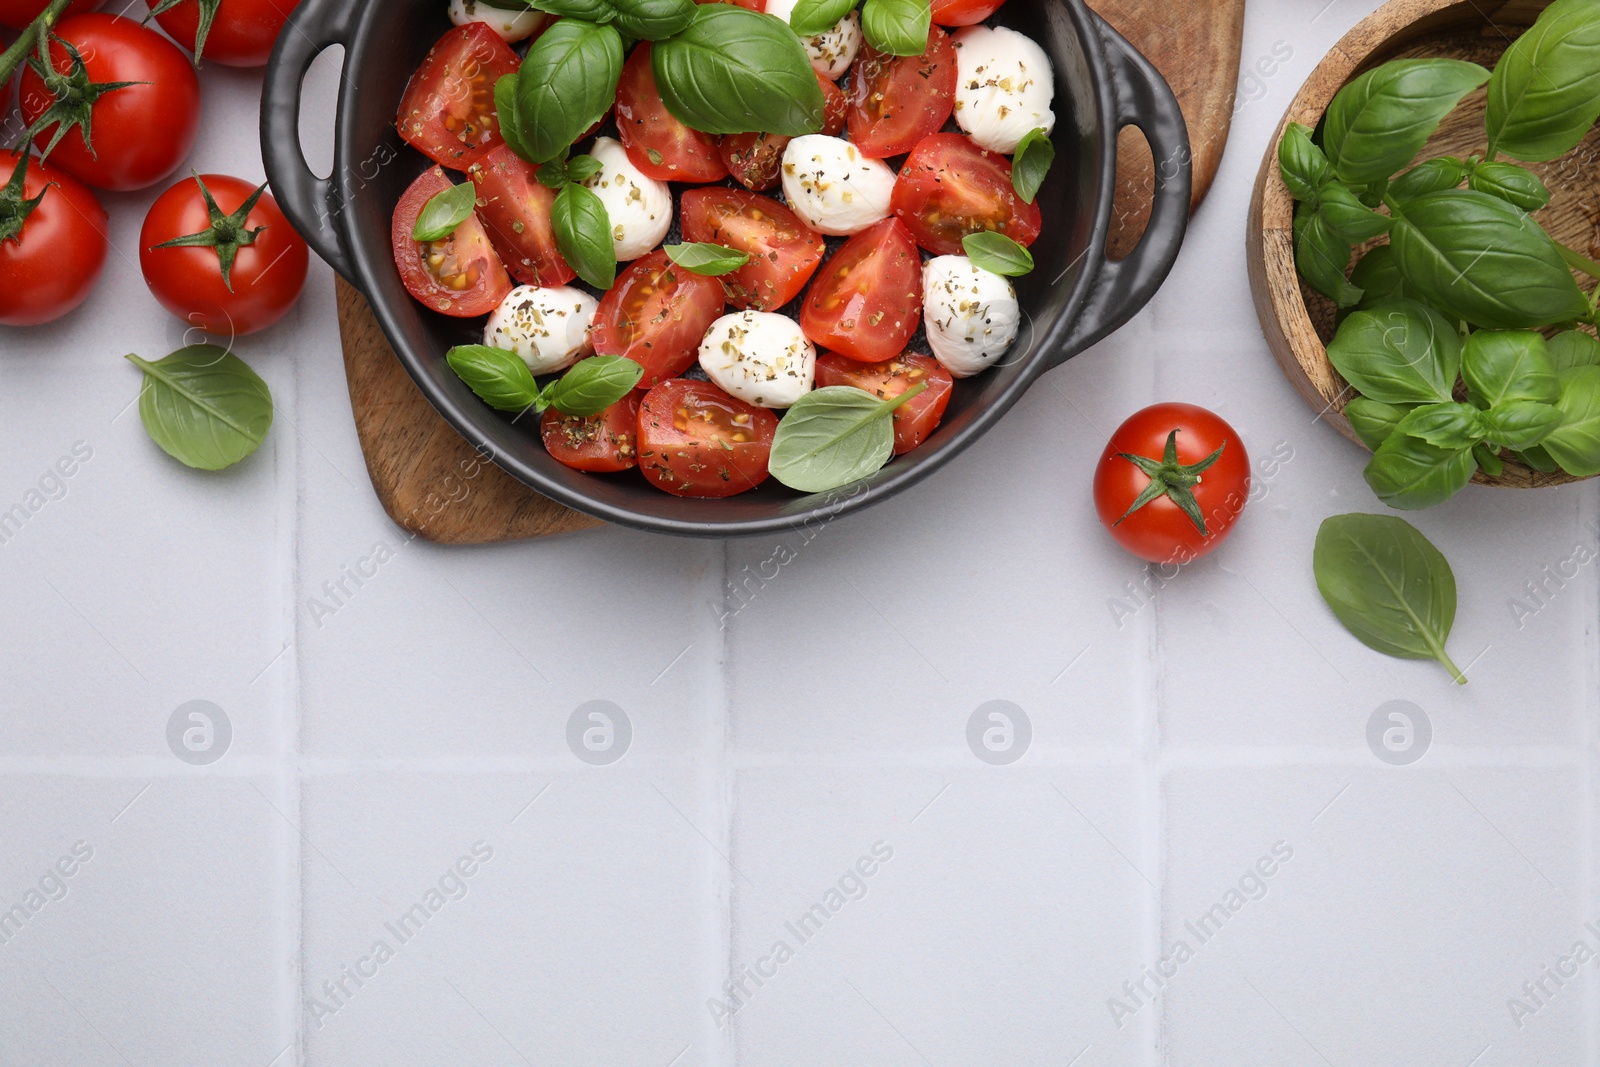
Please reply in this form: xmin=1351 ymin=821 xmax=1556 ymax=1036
xmin=260 ymin=0 xmax=359 ymax=280
xmin=1051 ymin=16 xmax=1191 ymax=364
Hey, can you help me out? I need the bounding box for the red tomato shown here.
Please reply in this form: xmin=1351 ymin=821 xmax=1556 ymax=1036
xmin=390 ymin=166 xmax=512 ymax=318
xmin=717 ymin=71 xmax=845 ymax=191
xmin=591 ymin=251 xmax=725 ymax=390
xmin=891 ymin=133 xmax=1042 ymax=256
xmin=542 ymin=392 xmax=643 ymax=473
xmin=0 ymin=154 xmax=107 ymax=326
xmin=17 ymin=14 xmax=200 ymax=191
xmin=815 ymin=352 xmax=953 ymax=454
xmin=799 ymin=218 xmax=922 ymax=363
xmin=0 ymin=0 xmax=99 ymax=31
xmin=929 ymin=0 xmax=1006 ymax=26
xmin=637 ymin=379 xmax=778 ymax=497
xmin=695 ymin=0 xmax=762 ymax=8
xmin=1093 ymin=404 xmax=1252 ymax=565
xmin=467 ymin=144 xmax=575 ymax=288
xmin=846 ymin=28 xmax=957 ymax=159
xmin=617 ymin=43 xmax=727 ymax=183
xmin=139 ymin=174 xmax=310 ymax=336
xmin=149 ymin=0 xmax=302 ymax=67
xmin=680 ymin=187 xmax=824 ymax=311
xmin=396 ymin=24 xmax=521 ymax=171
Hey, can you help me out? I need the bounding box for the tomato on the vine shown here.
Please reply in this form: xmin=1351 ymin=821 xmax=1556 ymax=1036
xmin=148 ymin=0 xmax=304 ymax=68
xmin=0 ymin=153 xmax=108 ymax=326
xmin=1093 ymin=404 xmax=1251 ymax=565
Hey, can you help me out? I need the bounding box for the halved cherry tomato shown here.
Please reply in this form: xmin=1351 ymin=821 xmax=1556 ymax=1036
xmin=815 ymin=352 xmax=953 ymax=454
xmin=680 ymin=187 xmax=824 ymax=311
xmin=929 ymin=0 xmax=1006 ymax=26
xmin=846 ymin=28 xmax=957 ymax=159
xmin=591 ymin=251 xmax=726 ymax=390
xmin=396 ymin=24 xmax=521 ymax=171
xmin=637 ymin=379 xmax=778 ymax=497
xmin=468 ymin=144 xmax=575 ymax=288
xmin=542 ymin=392 xmax=643 ymax=473
xmin=799 ymin=218 xmax=922 ymax=363
xmin=391 ymin=167 xmax=511 ymax=318
xmin=718 ymin=71 xmax=846 ymax=191
xmin=149 ymin=0 xmax=302 ymax=68
xmin=891 ymin=133 xmax=1042 ymax=255
xmin=617 ymin=43 xmax=727 ymax=183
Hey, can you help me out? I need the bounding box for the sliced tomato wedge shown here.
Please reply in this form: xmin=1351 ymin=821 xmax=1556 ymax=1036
xmin=718 ymin=72 xmax=845 ymax=191
xmin=891 ymin=133 xmax=1042 ymax=255
xmin=391 ymin=166 xmax=511 ymax=318
xmin=617 ymin=42 xmax=728 ymax=183
xmin=929 ymin=0 xmax=1006 ymax=25
xmin=542 ymin=392 xmax=643 ymax=472
xmin=467 ymin=144 xmax=576 ymax=288
xmin=591 ymin=250 xmax=726 ymax=390
xmin=815 ymin=352 xmax=954 ymax=454
xmin=396 ymin=24 xmax=521 ymax=171
xmin=680 ymin=187 xmax=825 ymax=311
xmin=799 ymin=218 xmax=922 ymax=363
xmin=846 ymin=28 xmax=957 ymax=159
xmin=637 ymin=379 xmax=778 ymax=497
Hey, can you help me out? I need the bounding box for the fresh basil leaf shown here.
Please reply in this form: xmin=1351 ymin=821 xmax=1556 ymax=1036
xmin=493 ymin=75 xmax=537 ymax=163
xmin=126 ymin=346 xmax=273 ymax=471
xmin=1318 ymin=182 xmax=1391 ymax=243
xmin=1481 ymin=399 xmax=1561 ymax=449
xmin=516 ymin=19 xmax=625 ymax=163
xmin=1350 ymin=245 xmax=1407 ymax=309
xmin=1388 ymin=190 xmax=1590 ymax=329
xmin=1011 ymin=128 xmax=1054 ymax=205
xmin=1461 ymin=329 xmax=1560 ymax=408
xmin=769 ymin=383 xmax=928 ymax=492
xmin=1474 ymin=443 xmax=1506 ymax=476
xmin=1548 ymin=330 xmax=1600 ymax=371
xmin=1394 ymin=402 xmax=1487 ymax=450
xmin=411 ymin=181 xmax=478 ymax=242
xmin=651 ymin=5 xmax=826 ymax=136
xmin=1389 ymin=156 xmax=1466 ymax=199
xmin=788 ymin=0 xmax=856 ymax=36
xmin=610 ymin=0 xmax=695 ymax=40
xmin=1322 ymin=59 xmax=1489 ymax=184
xmin=528 ymin=0 xmax=617 ymax=21
xmin=1313 ymin=513 xmax=1466 ymax=683
xmin=1516 ymin=444 xmax=1562 ymax=472
xmin=1542 ymin=365 xmax=1600 ymax=476
xmin=665 ymin=241 xmax=752 ymax=276
xmin=1467 ymin=161 xmax=1552 ymax=212
xmin=1326 ymin=299 xmax=1461 ymax=405
xmin=566 ymin=154 xmax=603 ymax=183
xmin=552 ymin=182 xmax=618 ymax=289
xmin=1295 ymin=213 xmax=1362 ymax=307
xmin=1345 ymin=397 xmax=1416 ymax=450
xmin=1278 ymin=122 xmax=1334 ymax=203
xmin=860 ymin=0 xmax=930 ymax=57
xmin=1486 ymin=0 xmax=1600 ymax=162
xmin=962 ymin=231 xmax=1034 ymax=276
xmin=543 ymin=355 xmax=645 ymax=416
xmin=446 ymin=345 xmax=544 ymax=413
xmin=536 ymin=159 xmax=570 ymax=190
xmin=1364 ymin=432 xmax=1477 ymax=510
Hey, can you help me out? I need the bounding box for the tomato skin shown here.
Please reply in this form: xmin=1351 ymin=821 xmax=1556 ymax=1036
xmin=815 ymin=352 xmax=953 ymax=454
xmin=149 ymin=0 xmax=302 ymax=67
xmin=695 ymin=0 xmax=762 ymax=8
xmin=0 ymin=0 xmax=99 ymax=31
xmin=391 ymin=166 xmax=512 ymax=318
xmin=542 ymin=391 xmax=643 ymax=473
xmin=799 ymin=218 xmax=922 ymax=363
xmin=680 ymin=187 xmax=824 ymax=311
xmin=929 ymin=0 xmax=1005 ymax=26
xmin=591 ymin=250 xmax=725 ymax=391
xmin=637 ymin=379 xmax=778 ymax=497
xmin=617 ymin=43 xmax=727 ymax=183
xmin=17 ymin=15 xmax=201 ymax=191
xmin=0 ymin=155 xmax=107 ymax=326
xmin=846 ymin=28 xmax=957 ymax=159
xmin=139 ymin=174 xmax=309 ymax=336
xmin=467 ymin=144 xmax=576 ymax=288
xmin=1093 ymin=404 xmax=1252 ymax=565
xmin=891 ymin=133 xmax=1042 ymax=255
xmin=718 ymin=72 xmax=845 ymax=191
xmin=396 ymin=23 xmax=521 ymax=171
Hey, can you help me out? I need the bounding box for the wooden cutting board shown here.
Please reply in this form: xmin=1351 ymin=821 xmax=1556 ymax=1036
xmin=337 ymin=0 xmax=1247 ymax=543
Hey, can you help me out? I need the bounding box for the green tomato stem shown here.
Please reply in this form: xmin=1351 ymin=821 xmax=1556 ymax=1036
xmin=1558 ymin=243 xmax=1600 ymax=281
xmin=0 ymin=0 xmax=74 ymax=89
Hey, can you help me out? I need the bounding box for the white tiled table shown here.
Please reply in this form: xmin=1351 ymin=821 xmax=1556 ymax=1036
xmin=3 ymin=1 xmax=1598 ymax=1063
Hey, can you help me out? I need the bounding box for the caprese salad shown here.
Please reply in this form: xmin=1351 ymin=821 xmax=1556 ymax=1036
xmin=389 ymin=0 xmax=1058 ymax=497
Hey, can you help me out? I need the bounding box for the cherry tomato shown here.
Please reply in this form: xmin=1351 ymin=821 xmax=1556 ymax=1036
xmin=799 ymin=218 xmax=922 ymax=363
xmin=591 ymin=250 xmax=725 ymax=390
xmin=391 ymin=166 xmax=512 ymax=318
xmin=148 ymin=0 xmax=302 ymax=67
xmin=680 ymin=187 xmax=824 ymax=311
xmin=542 ymin=392 xmax=643 ymax=473
xmin=718 ymin=71 xmax=845 ymax=191
xmin=467 ymin=144 xmax=575 ymax=288
xmin=891 ymin=133 xmax=1042 ymax=256
xmin=637 ymin=379 xmax=778 ymax=497
xmin=139 ymin=174 xmax=310 ymax=336
xmin=846 ymin=27 xmax=957 ymax=159
xmin=18 ymin=14 xmax=201 ymax=191
xmin=695 ymin=0 xmax=762 ymax=8
xmin=0 ymin=0 xmax=99 ymax=31
xmin=0 ymin=154 xmax=107 ymax=326
xmin=617 ymin=43 xmax=727 ymax=183
xmin=929 ymin=0 xmax=1006 ymax=26
xmin=396 ymin=23 xmax=521 ymax=171
xmin=1093 ymin=404 xmax=1252 ymax=565
xmin=815 ymin=352 xmax=953 ymax=454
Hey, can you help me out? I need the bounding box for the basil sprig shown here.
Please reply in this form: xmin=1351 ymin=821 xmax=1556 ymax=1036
xmin=536 ymin=151 xmax=603 ymax=190
xmin=126 ymin=346 xmax=273 ymax=471
xmin=1320 ymin=58 xmax=1489 ymax=185
xmin=447 ymin=348 xmax=643 ymax=417
xmin=1011 ymin=128 xmax=1054 ymax=204
xmin=962 ymin=232 xmax=1034 ymax=276
xmin=769 ymin=383 xmax=928 ymax=492
xmin=651 ymin=5 xmax=827 ymax=136
xmin=552 ymin=183 xmax=617 ymax=289
xmin=504 ymin=19 xmax=624 ymax=164
xmin=411 ymin=181 xmax=477 ymax=242
xmin=665 ymin=241 xmax=750 ymax=276
xmin=788 ymin=0 xmax=857 ymax=36
xmin=860 ymin=0 xmax=929 ymax=57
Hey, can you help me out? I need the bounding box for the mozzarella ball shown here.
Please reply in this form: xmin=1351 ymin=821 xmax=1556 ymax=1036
xmin=764 ymin=0 xmax=861 ymax=79
xmin=922 ymin=256 xmax=1020 ymax=377
xmin=582 ymin=137 xmax=673 ymax=262
xmin=699 ymin=311 xmax=817 ymax=408
xmin=780 ymin=135 xmax=895 ymax=236
xmin=952 ymin=25 xmax=1056 ymax=154
xmin=484 ymin=285 xmax=599 ymax=375
xmin=447 ymin=0 xmax=549 ymax=42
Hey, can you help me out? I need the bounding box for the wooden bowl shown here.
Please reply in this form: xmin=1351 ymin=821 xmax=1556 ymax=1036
xmin=1246 ymin=0 xmax=1600 ymax=489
